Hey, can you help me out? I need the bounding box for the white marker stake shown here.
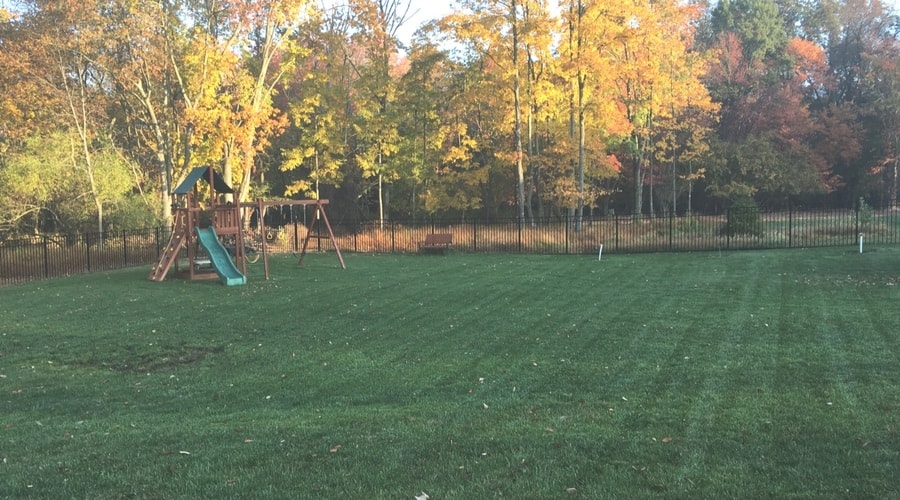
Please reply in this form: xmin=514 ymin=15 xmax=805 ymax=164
xmin=859 ymin=233 xmax=864 ymax=254
xmin=598 ymin=244 xmax=604 ymax=261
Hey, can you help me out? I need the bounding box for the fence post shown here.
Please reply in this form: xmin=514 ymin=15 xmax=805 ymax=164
xmin=42 ymin=235 xmax=50 ymax=279
xmin=788 ymin=203 xmax=793 ymax=248
xmin=123 ymin=230 xmax=128 ymax=266
xmin=669 ymin=210 xmax=674 ymax=250
xmin=518 ymin=218 xmax=523 ymax=253
xmin=615 ymin=215 xmax=619 ymax=252
xmin=565 ymin=214 xmax=569 ymax=255
xmin=85 ymin=232 xmax=92 ymax=272
xmin=725 ymin=209 xmax=730 ymax=250
xmin=473 ymin=220 xmax=478 ymax=252
xmin=391 ymin=220 xmax=395 ymax=253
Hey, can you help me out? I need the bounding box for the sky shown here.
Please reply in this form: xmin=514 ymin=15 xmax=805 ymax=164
xmin=395 ymin=0 xmax=457 ymax=44
xmin=2 ymin=0 xmax=899 ymax=42
xmin=393 ymin=0 xmax=900 ymax=47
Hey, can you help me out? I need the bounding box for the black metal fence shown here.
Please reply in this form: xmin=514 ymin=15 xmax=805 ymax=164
xmin=3 ymin=206 xmax=899 ymax=286
xmin=0 ymin=228 xmax=170 ymax=286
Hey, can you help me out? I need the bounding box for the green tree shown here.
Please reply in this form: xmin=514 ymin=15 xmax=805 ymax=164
xmin=0 ymin=132 xmax=133 ymax=235
xmin=396 ymin=41 xmax=448 ymax=219
xmin=711 ymin=0 xmax=789 ymax=63
xmin=347 ymin=0 xmax=411 ymax=223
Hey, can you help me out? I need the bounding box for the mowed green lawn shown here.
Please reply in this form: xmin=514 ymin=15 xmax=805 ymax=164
xmin=1 ymin=248 xmax=899 ymax=498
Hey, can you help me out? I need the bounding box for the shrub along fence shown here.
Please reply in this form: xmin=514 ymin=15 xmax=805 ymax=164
xmin=3 ymin=205 xmax=899 ymax=286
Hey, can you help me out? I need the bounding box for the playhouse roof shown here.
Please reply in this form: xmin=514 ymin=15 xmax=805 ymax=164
xmin=172 ymin=167 xmax=235 ymax=195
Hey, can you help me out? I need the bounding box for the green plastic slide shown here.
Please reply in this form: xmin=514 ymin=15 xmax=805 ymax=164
xmin=194 ymin=227 xmax=246 ymax=286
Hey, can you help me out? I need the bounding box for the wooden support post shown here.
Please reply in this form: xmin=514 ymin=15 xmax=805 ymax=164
xmin=297 ymin=200 xmax=345 ymax=269
xmin=258 ymin=198 xmax=270 ymax=280
xmin=317 ymin=201 xmax=346 ymax=269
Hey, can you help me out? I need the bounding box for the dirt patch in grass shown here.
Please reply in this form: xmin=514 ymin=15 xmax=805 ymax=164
xmin=72 ymin=345 xmax=224 ymax=373
xmin=794 ymin=273 xmax=900 ymax=287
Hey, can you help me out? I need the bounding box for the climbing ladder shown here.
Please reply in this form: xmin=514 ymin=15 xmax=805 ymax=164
xmin=147 ymin=210 xmax=188 ymax=282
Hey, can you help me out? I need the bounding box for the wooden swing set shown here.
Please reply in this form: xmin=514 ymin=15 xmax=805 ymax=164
xmin=244 ymin=198 xmax=346 ymax=280
xmin=147 ymin=166 xmax=344 ymax=284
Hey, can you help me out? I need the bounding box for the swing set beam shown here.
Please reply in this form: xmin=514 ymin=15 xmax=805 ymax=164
xmin=239 ymin=199 xmax=346 ymax=279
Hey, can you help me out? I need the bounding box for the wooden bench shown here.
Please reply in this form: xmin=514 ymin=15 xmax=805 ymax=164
xmin=418 ymin=233 xmax=453 ymax=254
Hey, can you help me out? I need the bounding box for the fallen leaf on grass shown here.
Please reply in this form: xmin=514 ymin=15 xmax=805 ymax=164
xmin=661 ymin=437 xmax=672 ymax=444
xmin=330 ymin=444 xmax=342 ymax=453
xmin=244 ymin=439 xmax=253 ymax=443
xmin=566 ymin=487 xmax=577 ymax=495
xmin=415 ymin=492 xmax=430 ymax=500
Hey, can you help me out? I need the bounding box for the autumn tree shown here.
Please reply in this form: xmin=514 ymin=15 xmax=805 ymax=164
xmin=0 ymin=8 xmax=63 ymax=150
xmin=439 ymin=0 xmax=534 ymax=224
xmin=98 ymin=0 xmax=183 ymax=223
xmin=2 ymin=1 xmax=138 ymax=237
xmin=6 ymin=0 xmax=900 ymax=232
xmin=866 ymin=39 xmax=900 ymax=206
xmin=703 ymin=0 xmax=871 ymax=206
xmin=517 ymin=0 xmax=558 ymax=222
xmin=277 ymin=9 xmax=352 ymax=201
xmin=600 ymin=0 xmax=715 ymax=215
xmin=825 ymin=0 xmax=899 ymax=206
xmin=558 ymin=0 xmax=632 ymax=225
xmin=165 ymin=0 xmax=309 ymax=205
xmin=426 ymin=55 xmax=500 ymax=218
xmin=396 ymin=26 xmax=510 ymax=220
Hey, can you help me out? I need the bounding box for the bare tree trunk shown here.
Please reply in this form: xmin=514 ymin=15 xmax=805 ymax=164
xmin=60 ymin=50 xmax=104 ymax=244
xmin=378 ymin=170 xmax=385 ymax=228
xmin=526 ymin=97 xmax=535 ymax=224
xmin=576 ymin=83 xmax=585 ymax=231
xmin=892 ymin=158 xmax=899 ymax=208
xmin=512 ymin=0 xmax=526 ymax=228
xmin=633 ymin=149 xmax=643 ymax=216
xmin=892 ymin=133 xmax=899 ymax=208
xmin=573 ymin=0 xmax=586 ymax=230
